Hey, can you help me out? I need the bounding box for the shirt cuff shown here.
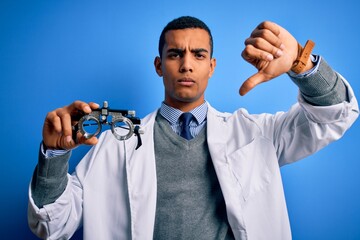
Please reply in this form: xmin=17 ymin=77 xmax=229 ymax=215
xmin=41 ymin=142 xmax=70 ymax=158
xmin=288 ymin=54 xmax=320 ymax=78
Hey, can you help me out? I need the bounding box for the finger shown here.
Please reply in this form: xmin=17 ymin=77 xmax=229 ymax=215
xmin=83 ymin=136 xmax=98 ymax=146
xmin=239 ymin=72 xmax=267 ymax=96
xmin=76 ymin=133 xmax=98 ymax=146
xmin=242 ymin=45 xmax=274 ymax=63
xmin=45 ymin=110 xmax=63 ymax=134
xmin=247 ymin=31 xmax=284 ymax=58
xmin=250 ymin=29 xmax=284 ymax=50
xmin=256 ymin=21 xmax=281 ymax=37
xmin=68 ymin=100 xmax=93 ymax=114
xmin=56 ymin=108 xmax=73 ymax=143
xmin=88 ymin=102 xmax=100 ymax=110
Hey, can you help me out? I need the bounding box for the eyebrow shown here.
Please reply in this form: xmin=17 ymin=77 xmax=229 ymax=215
xmin=167 ymin=48 xmax=209 ymax=54
xmin=192 ymin=48 xmax=209 ymax=54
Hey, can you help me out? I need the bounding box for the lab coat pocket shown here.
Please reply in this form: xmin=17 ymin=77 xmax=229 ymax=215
xmin=227 ymin=137 xmax=274 ymax=201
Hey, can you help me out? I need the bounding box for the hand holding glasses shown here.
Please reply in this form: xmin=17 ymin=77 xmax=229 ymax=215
xmin=72 ymin=101 xmax=143 ymax=149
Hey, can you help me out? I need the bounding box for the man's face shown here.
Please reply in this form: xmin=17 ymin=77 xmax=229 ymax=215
xmin=154 ymin=28 xmax=216 ymax=112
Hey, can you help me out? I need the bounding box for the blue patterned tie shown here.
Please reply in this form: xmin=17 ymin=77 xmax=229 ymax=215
xmin=180 ymin=112 xmax=193 ymax=140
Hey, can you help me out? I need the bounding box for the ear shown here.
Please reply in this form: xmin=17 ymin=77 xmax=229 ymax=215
xmin=209 ymin=58 xmax=216 ymax=78
xmin=154 ymin=56 xmax=163 ymax=77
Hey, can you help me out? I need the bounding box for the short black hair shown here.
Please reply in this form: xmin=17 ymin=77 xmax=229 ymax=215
xmin=158 ymin=16 xmax=213 ymax=58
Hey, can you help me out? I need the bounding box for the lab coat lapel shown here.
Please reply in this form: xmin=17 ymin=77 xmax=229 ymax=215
xmin=125 ymin=110 xmax=158 ymax=239
xmin=207 ymin=106 xmax=248 ymax=239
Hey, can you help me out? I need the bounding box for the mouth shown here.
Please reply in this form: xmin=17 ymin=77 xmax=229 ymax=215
xmin=177 ymin=78 xmax=195 ymax=86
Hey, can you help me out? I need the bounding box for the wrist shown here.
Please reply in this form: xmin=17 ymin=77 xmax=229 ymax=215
xmin=41 ymin=141 xmax=69 ymax=158
xmin=291 ymin=40 xmax=315 ymax=74
xmin=302 ymin=56 xmax=315 ymax=73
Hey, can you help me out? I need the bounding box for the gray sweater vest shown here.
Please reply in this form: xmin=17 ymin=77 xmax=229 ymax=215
xmin=153 ymin=113 xmax=234 ymax=239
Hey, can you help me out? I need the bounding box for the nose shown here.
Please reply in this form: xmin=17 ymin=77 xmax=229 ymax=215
xmin=179 ymin=54 xmax=193 ymax=73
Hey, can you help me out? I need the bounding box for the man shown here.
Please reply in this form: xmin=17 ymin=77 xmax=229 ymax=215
xmin=28 ymin=16 xmax=358 ymax=239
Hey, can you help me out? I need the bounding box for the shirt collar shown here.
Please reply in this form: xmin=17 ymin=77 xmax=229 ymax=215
xmin=159 ymin=101 xmax=208 ymax=126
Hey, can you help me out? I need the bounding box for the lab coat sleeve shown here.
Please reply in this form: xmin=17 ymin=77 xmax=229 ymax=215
xmin=28 ymin=172 xmax=84 ymax=239
xmin=273 ymin=77 xmax=358 ymax=166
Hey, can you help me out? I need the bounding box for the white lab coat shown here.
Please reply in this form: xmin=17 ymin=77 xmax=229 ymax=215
xmin=28 ymin=81 xmax=358 ymax=240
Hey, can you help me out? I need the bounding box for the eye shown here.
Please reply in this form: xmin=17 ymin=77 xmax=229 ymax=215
xmin=168 ymin=53 xmax=180 ymax=59
xmin=193 ymin=49 xmax=208 ymax=59
xmin=194 ymin=52 xmax=206 ymax=59
xmin=195 ymin=53 xmax=205 ymax=59
xmin=167 ymin=50 xmax=183 ymax=59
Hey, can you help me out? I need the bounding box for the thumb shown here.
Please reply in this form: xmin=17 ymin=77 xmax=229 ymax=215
xmin=239 ymin=72 xmax=267 ymax=96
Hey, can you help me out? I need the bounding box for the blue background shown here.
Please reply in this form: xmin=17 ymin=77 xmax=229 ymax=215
xmin=1 ymin=0 xmax=359 ymax=239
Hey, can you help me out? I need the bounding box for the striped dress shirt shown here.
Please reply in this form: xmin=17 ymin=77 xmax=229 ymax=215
xmin=159 ymin=101 xmax=208 ymax=139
